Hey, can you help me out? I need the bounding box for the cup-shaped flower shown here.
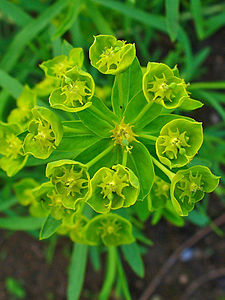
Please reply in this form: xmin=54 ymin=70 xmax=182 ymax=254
xmin=24 ymin=106 xmax=63 ymax=159
xmin=7 ymin=85 xmax=36 ymax=130
xmin=89 ymin=35 xmax=136 ymax=75
xmin=149 ymin=176 xmax=170 ymax=211
xmin=46 ymin=160 xmax=91 ymax=209
xmin=40 ymin=48 xmax=84 ymax=79
xmin=143 ymin=62 xmax=189 ymax=109
xmin=0 ymin=122 xmax=27 ymax=176
xmin=85 ymin=213 xmax=135 ymax=246
xmin=14 ymin=178 xmax=39 ymax=206
xmin=156 ymin=119 xmax=203 ymax=168
xmin=87 ymin=164 xmax=140 ymax=213
xmin=170 ymin=166 xmax=219 ymax=216
xmin=49 ymin=67 xmax=95 ymax=112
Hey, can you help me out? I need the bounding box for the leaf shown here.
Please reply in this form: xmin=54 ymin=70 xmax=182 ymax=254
xmin=190 ymin=0 xmax=204 ymax=39
xmin=0 ymin=197 xmax=17 ymax=212
xmin=186 ymin=210 xmax=210 ymax=227
xmin=67 ymin=243 xmax=88 ymax=300
xmin=39 ymin=215 xmax=62 ymax=240
xmin=89 ymin=246 xmax=101 ymax=271
xmin=0 ymin=0 xmax=72 ymax=72
xmin=179 ymin=98 xmax=203 ymax=110
xmin=0 ymin=217 xmax=44 ymax=230
xmin=205 ymin=12 xmax=225 ymax=38
xmin=121 ymin=242 xmax=144 ymax=277
xmin=166 ymin=0 xmax=180 ymax=41
xmin=99 ymin=247 xmax=117 ymax=300
xmin=0 ymin=69 xmax=23 ymax=99
xmin=86 ymin=1 xmax=114 ymax=35
xmin=61 ymin=40 xmax=74 ymax=55
xmin=127 ymin=142 xmax=154 ymax=200
xmin=51 ymin=0 xmax=82 ymax=40
xmin=193 ymin=90 xmax=225 ymax=121
xmin=76 ymin=102 xmax=114 ymax=138
xmin=76 ymin=139 xmax=119 ymax=177
xmin=112 ymin=57 xmax=142 ymax=116
xmin=0 ymin=0 xmax=32 ymax=27
xmin=142 ymin=114 xmax=193 ymax=136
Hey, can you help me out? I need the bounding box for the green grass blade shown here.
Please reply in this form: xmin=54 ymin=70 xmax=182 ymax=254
xmin=0 ymin=0 xmax=71 ymax=72
xmin=0 ymin=197 xmax=17 ymax=212
xmin=0 ymin=216 xmax=44 ymax=230
xmin=0 ymin=69 xmax=23 ymax=98
xmin=194 ymin=90 xmax=225 ymax=121
xmin=190 ymin=82 xmax=225 ymax=90
xmin=166 ymin=0 xmax=180 ymax=41
xmin=51 ymin=0 xmax=82 ymax=40
xmin=86 ymin=1 xmax=114 ymax=35
xmin=91 ymin=0 xmax=167 ymax=31
xmin=121 ymin=242 xmax=144 ymax=277
xmin=205 ymin=12 xmax=225 ymax=38
xmin=0 ymin=0 xmax=32 ymax=26
xmin=67 ymin=243 xmax=88 ymax=300
xmin=190 ymin=0 xmax=205 ymax=39
xmin=116 ymin=250 xmax=132 ymax=300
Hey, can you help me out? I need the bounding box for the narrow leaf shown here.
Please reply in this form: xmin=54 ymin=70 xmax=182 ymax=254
xmin=0 ymin=217 xmax=44 ymax=230
xmin=40 ymin=215 xmax=62 ymax=240
xmin=121 ymin=242 xmax=144 ymax=277
xmin=67 ymin=243 xmax=88 ymax=300
xmin=191 ymin=0 xmax=204 ymax=39
xmin=166 ymin=0 xmax=180 ymax=41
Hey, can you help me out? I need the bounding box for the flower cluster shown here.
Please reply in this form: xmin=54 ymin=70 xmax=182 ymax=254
xmin=4 ymin=35 xmax=219 ymax=246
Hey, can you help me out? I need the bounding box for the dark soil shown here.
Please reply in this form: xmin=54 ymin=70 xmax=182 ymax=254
xmin=1 ymin=23 xmax=225 ymax=300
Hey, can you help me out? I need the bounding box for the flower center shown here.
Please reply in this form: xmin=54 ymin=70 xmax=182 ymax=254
xmin=111 ymin=118 xmax=138 ymax=150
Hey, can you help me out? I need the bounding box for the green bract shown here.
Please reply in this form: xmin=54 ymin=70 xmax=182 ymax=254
xmin=46 ymin=160 xmax=91 ymax=209
xmin=7 ymin=85 xmax=36 ymax=130
xmin=0 ymin=122 xmax=27 ymax=176
xmin=89 ymin=35 xmax=136 ymax=75
xmin=143 ymin=62 xmax=189 ymax=109
xmin=87 ymin=164 xmax=140 ymax=213
xmin=170 ymin=166 xmax=219 ymax=216
xmin=40 ymin=48 xmax=84 ymax=79
xmin=24 ymin=106 xmax=63 ymax=159
xmin=85 ymin=213 xmax=135 ymax=246
xmin=156 ymin=119 xmax=203 ymax=168
xmin=49 ymin=67 xmax=95 ymax=112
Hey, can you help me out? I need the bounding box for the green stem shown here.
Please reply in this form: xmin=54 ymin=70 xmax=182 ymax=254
xmin=131 ymin=101 xmax=152 ymax=125
xmin=86 ymin=144 xmax=114 ymax=169
xmin=99 ymin=247 xmax=117 ymax=300
xmin=151 ymin=155 xmax=175 ymax=181
xmin=139 ymin=133 xmax=157 ymax=142
xmin=122 ymin=150 xmax=128 ymax=166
